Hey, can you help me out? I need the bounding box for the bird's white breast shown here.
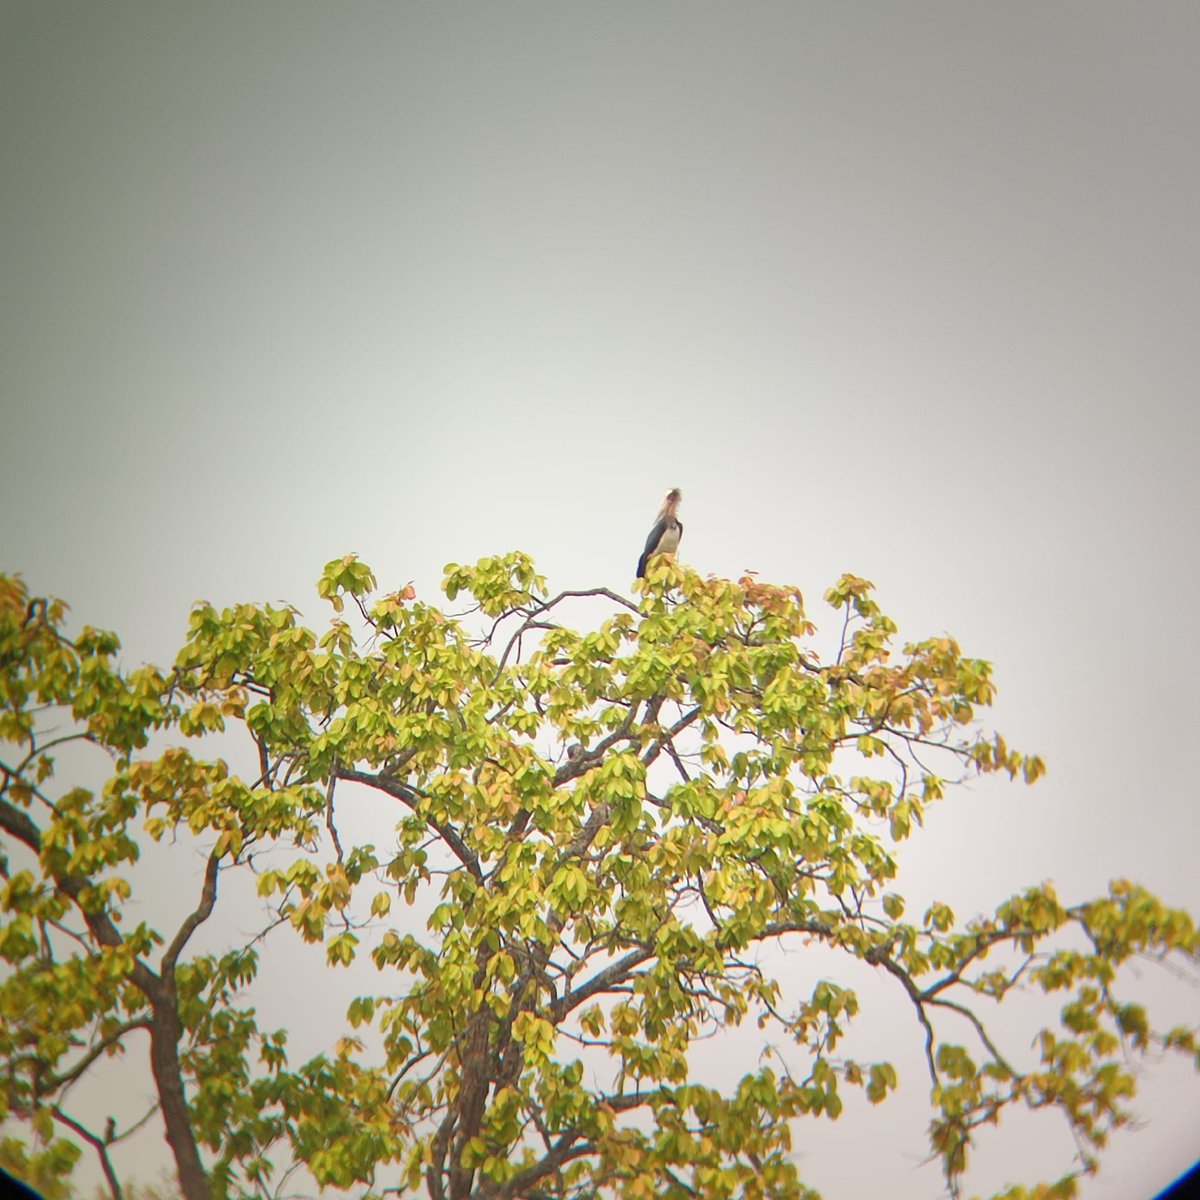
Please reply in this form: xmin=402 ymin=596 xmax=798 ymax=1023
xmin=657 ymin=522 xmax=681 ymax=555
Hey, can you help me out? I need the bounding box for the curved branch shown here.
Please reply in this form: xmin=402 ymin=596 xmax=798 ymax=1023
xmin=874 ymin=952 xmax=940 ymax=1089
xmin=555 ymin=946 xmax=655 ymax=1019
xmin=324 ymin=762 xmax=344 ymax=864
xmin=640 ymin=705 xmax=703 ymax=771
xmin=44 ymin=1018 xmax=153 ymax=1092
xmin=494 ymin=1133 xmax=598 ymax=1200
xmin=921 ymin=930 xmax=1024 ymax=999
xmin=52 ymin=1106 xmax=123 ymax=1200
xmin=925 ymin=994 xmax=1018 ymax=1078
xmin=0 ymin=796 xmax=162 ymax=997
xmin=337 ymin=766 xmax=482 ymax=881
xmin=552 ymin=697 xmax=657 ymax=788
xmin=13 ymin=731 xmax=98 ymax=777
xmin=494 ymin=588 xmax=641 ymax=678
xmin=2 ymin=797 xmax=210 ymax=1198
xmin=0 ymin=792 xmax=43 ymax=848
xmin=161 ymin=852 xmax=221 ymax=976
xmin=110 ymin=1101 xmax=161 ymax=1144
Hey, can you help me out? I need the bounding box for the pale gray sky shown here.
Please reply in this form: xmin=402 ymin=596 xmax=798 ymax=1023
xmin=2 ymin=3 xmax=1198 ymax=1198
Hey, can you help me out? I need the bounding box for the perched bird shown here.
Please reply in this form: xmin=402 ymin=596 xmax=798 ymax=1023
xmin=637 ymin=488 xmax=684 ymax=578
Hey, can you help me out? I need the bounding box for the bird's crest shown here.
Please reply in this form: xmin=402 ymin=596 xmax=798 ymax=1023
xmin=659 ymin=488 xmax=682 ymax=518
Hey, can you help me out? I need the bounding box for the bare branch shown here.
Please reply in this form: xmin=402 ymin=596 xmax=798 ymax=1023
xmin=920 ymin=933 xmax=1020 ymax=999
xmin=490 ymin=587 xmax=640 ymax=679
xmin=495 ymin=1132 xmax=598 ymax=1200
xmin=874 ymin=952 xmax=941 ymax=1089
xmin=44 ymin=1018 xmax=153 ymax=1093
xmin=337 ymin=766 xmax=482 ymax=882
xmin=551 ymin=700 xmax=651 ymax=788
xmin=109 ymin=1101 xmax=160 ymax=1144
xmin=926 ymin=994 xmax=1018 ymax=1077
xmin=52 ymin=1106 xmax=123 ymax=1200
xmin=13 ymin=731 xmax=97 ymax=777
xmin=325 ymin=761 xmax=344 ymax=864
xmin=640 ymin=705 xmax=703 ymax=771
xmin=556 ymin=946 xmax=656 ymax=1018
xmin=161 ymin=851 xmax=221 ymax=975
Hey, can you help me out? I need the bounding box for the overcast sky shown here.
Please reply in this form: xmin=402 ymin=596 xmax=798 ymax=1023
xmin=2 ymin=4 xmax=1198 ymax=1198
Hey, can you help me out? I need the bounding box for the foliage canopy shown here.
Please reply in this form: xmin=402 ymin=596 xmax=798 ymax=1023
xmin=0 ymin=554 xmax=1196 ymax=1200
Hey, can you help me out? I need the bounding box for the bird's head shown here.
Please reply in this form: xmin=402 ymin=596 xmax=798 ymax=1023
xmin=654 ymin=488 xmax=681 ymax=520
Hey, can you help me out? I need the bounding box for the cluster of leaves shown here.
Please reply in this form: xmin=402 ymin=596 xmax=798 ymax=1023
xmin=0 ymin=555 xmax=1196 ymax=1200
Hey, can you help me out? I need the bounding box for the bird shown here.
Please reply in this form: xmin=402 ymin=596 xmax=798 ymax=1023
xmin=637 ymin=488 xmax=683 ymax=578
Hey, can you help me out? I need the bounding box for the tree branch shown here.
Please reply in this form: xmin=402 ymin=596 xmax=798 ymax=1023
xmin=555 ymin=946 xmax=656 ymax=1019
xmin=874 ymin=953 xmax=941 ymax=1089
xmin=921 ymin=930 xmax=1020 ymax=999
xmin=0 ymin=792 xmax=45 ymax=849
xmin=494 ymin=1133 xmax=597 ymax=1200
xmin=640 ymin=705 xmax=703 ymax=771
xmin=0 ymin=796 xmax=162 ymax=997
xmin=13 ymin=731 xmax=97 ymax=778
xmin=1 ymin=793 xmax=210 ymax=1198
xmin=926 ymin=994 xmax=1018 ymax=1078
xmin=495 ymin=588 xmax=640 ymax=666
xmin=551 ymin=701 xmax=650 ymax=788
xmin=44 ymin=1018 xmax=153 ymax=1093
xmin=161 ymin=852 xmax=221 ymax=976
xmin=337 ymin=766 xmax=482 ymax=881
xmin=52 ymin=1106 xmax=123 ymax=1200
xmin=325 ymin=762 xmax=344 ymax=864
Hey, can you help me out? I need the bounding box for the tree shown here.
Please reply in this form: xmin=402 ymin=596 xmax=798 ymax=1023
xmin=1 ymin=554 xmax=1196 ymax=1200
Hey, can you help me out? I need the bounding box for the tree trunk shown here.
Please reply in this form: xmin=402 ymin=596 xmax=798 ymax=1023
xmin=149 ymin=996 xmax=210 ymax=1200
